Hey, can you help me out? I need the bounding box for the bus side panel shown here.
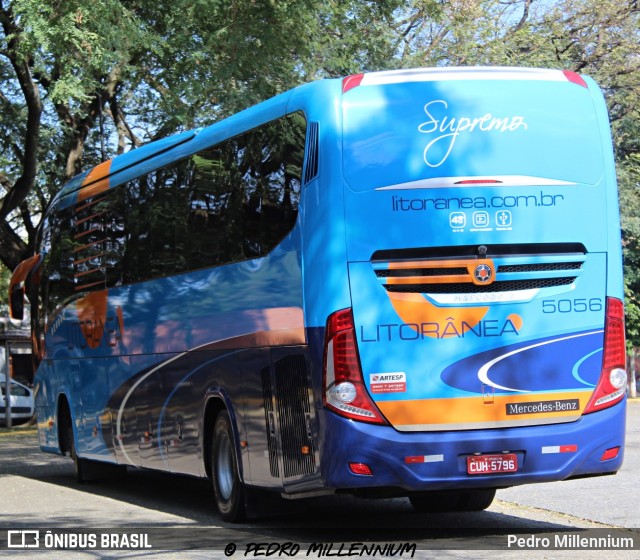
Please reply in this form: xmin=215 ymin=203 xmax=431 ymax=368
xmin=293 ymin=80 xmax=354 ymax=331
xmin=105 ymin=349 xmax=245 ymax=476
xmin=100 ymin=344 xmax=318 ymax=488
xmin=239 ymin=346 xmax=320 ymax=492
xmin=239 ymin=347 xmax=279 ymax=487
xmin=587 ymin=76 xmax=625 ymax=297
xmin=37 ymin=225 xmax=313 ymax=489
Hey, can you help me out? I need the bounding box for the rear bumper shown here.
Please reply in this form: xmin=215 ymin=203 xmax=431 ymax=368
xmin=318 ymin=398 xmax=626 ymax=492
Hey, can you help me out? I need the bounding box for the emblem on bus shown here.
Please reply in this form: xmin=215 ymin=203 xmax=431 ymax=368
xmin=474 ymin=264 xmax=493 ymax=283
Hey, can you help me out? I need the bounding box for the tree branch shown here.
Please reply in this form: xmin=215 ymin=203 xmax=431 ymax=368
xmin=512 ymin=0 xmax=532 ymax=33
xmin=108 ymin=94 xmax=142 ymax=153
xmin=0 ymin=219 xmax=28 ymax=270
xmin=0 ymin=2 xmax=43 ymax=221
xmin=63 ymin=63 xmax=127 ymax=178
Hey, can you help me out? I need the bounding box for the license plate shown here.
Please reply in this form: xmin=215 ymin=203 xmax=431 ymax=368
xmin=467 ymin=453 xmax=518 ymax=475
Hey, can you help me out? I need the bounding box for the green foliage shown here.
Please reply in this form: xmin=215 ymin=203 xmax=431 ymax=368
xmin=0 ymin=263 xmax=8 ymax=306
xmin=8 ymin=0 xmax=147 ymax=102
xmin=618 ymin=156 xmax=640 ymax=347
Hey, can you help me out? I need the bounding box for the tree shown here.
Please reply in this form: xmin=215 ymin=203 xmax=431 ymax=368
xmin=0 ymin=0 xmax=358 ymax=267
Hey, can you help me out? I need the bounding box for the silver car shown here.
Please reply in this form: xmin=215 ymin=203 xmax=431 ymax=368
xmin=0 ymin=376 xmax=34 ymax=425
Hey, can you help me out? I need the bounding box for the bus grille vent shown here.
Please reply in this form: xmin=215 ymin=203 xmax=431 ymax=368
xmin=373 ymin=244 xmax=586 ymax=296
xmin=261 ymin=366 xmax=279 ymax=478
xmin=273 ymin=355 xmax=316 ymax=478
xmin=376 ymin=267 xmax=467 ymax=278
xmin=497 ymin=262 xmax=583 ymax=273
xmin=303 ymin=122 xmax=319 ymax=184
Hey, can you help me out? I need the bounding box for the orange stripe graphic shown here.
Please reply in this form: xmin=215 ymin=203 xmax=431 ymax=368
xmin=377 ymin=391 xmax=592 ymax=429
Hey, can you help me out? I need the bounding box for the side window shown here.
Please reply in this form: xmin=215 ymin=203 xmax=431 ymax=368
xmin=122 ymin=111 xmax=306 ymax=282
xmin=40 ymin=111 xmax=308 ymax=296
xmin=187 ymin=111 xmax=306 ymax=268
xmin=42 ymin=207 xmax=74 ymax=316
xmin=122 ymin=163 xmax=193 ymax=283
xmin=40 ymin=192 xmax=125 ymax=318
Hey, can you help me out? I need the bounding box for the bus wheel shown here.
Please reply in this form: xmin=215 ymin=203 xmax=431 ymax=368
xmin=409 ymin=488 xmax=496 ymax=513
xmin=408 ymin=491 xmax=460 ymax=513
xmin=62 ymin=412 xmax=91 ymax=483
xmin=62 ymin=406 xmax=124 ymax=483
xmin=211 ymin=411 xmax=246 ymax=522
xmin=455 ymin=488 xmax=496 ymax=511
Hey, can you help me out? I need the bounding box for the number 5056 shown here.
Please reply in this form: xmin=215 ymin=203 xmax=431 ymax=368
xmin=542 ymin=298 xmax=603 ymax=314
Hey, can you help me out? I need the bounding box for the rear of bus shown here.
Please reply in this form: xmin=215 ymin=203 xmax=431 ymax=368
xmin=320 ymin=68 xmax=626 ymax=495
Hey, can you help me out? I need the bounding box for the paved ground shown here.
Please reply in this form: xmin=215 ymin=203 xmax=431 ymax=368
xmin=1 ymin=400 xmax=638 ymax=559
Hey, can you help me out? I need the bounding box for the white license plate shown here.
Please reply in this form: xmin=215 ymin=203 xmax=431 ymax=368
xmin=467 ymin=453 xmax=518 ymax=475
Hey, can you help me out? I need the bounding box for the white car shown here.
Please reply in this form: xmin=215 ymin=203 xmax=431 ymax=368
xmin=0 ymin=376 xmax=35 ymax=425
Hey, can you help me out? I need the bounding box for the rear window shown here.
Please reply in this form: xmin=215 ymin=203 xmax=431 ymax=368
xmin=342 ymin=78 xmax=603 ymax=191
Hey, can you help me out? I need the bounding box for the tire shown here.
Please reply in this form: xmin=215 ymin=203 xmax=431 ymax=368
xmin=63 ymin=405 xmax=124 ymax=483
xmin=409 ymin=491 xmax=460 ymax=513
xmin=63 ymin=410 xmax=91 ymax=483
xmin=211 ymin=411 xmax=246 ymax=522
xmin=455 ymin=488 xmax=496 ymax=511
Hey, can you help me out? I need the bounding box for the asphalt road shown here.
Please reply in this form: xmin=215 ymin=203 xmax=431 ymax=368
xmin=1 ymin=401 xmax=638 ymax=559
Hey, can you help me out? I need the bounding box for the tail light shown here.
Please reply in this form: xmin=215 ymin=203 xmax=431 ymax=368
xmin=584 ymin=297 xmax=627 ymax=414
xmin=323 ymin=309 xmax=387 ymax=424
xmin=342 ymin=73 xmax=364 ymax=93
xmin=562 ymin=70 xmax=588 ymax=88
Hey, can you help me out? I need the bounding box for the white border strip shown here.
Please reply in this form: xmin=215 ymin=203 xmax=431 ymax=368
xmin=116 ymin=351 xmax=188 ymax=466
xmin=360 ymin=67 xmax=567 ymax=86
xmin=542 ymin=445 xmax=577 ymax=454
xmin=376 ymin=175 xmax=577 ymax=191
xmin=428 ymin=289 xmax=540 ymax=305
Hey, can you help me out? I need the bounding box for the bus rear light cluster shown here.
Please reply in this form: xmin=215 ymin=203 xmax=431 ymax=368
xmin=323 ymin=309 xmax=387 ymax=424
xmin=584 ymin=297 xmax=627 ymax=414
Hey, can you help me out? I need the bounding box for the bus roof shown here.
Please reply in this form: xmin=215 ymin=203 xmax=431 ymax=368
xmin=53 ymin=88 xmax=297 ymax=211
xmin=342 ymin=66 xmax=587 ymax=91
xmin=341 ymin=67 xmax=606 ymax=191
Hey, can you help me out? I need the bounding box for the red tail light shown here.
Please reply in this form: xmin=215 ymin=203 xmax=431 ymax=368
xmin=562 ymin=70 xmax=588 ymax=88
xmin=348 ymin=462 xmax=373 ymax=476
xmin=323 ymin=309 xmax=387 ymax=424
xmin=342 ymin=73 xmax=364 ymax=93
xmin=600 ymin=447 xmax=620 ymax=461
xmin=584 ymin=297 xmax=627 ymax=414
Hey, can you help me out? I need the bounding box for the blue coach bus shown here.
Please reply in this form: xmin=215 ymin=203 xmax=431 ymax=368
xmin=10 ymin=67 xmax=627 ymax=521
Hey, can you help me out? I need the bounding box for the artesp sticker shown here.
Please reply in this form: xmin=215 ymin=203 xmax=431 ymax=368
xmin=370 ymin=372 xmax=407 ymax=394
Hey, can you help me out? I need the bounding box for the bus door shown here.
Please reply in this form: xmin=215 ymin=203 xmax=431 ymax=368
xmin=243 ymin=348 xmax=317 ymax=490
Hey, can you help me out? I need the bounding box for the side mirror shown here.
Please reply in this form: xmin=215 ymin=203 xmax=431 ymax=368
xmin=8 ymin=254 xmax=41 ymax=321
xmin=9 ymin=283 xmax=25 ymax=321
